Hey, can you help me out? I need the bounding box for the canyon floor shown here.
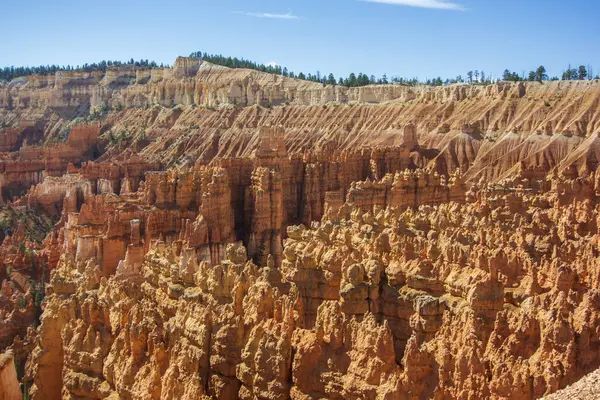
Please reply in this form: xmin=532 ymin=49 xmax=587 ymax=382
xmin=1 ymin=58 xmax=600 ymax=399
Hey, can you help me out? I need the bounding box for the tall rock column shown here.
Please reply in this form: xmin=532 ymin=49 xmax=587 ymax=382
xmin=254 ymin=126 xmax=302 ymax=227
xmin=245 ymin=167 xmax=283 ymax=266
xmin=0 ymin=351 xmax=20 ymax=400
xmin=199 ymin=167 xmax=237 ymax=264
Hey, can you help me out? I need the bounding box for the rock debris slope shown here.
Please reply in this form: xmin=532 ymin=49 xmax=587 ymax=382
xmin=0 ymin=58 xmax=600 ymax=399
xmin=542 ymin=367 xmax=600 ymax=400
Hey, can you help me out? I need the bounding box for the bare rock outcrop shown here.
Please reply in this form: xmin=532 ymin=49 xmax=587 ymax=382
xmin=0 ymin=350 xmax=20 ymax=400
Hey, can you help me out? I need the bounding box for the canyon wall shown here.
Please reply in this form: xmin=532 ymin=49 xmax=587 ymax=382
xmin=1 ymin=59 xmax=600 ymax=399
xmin=22 ymin=170 xmax=600 ymax=400
xmin=3 ymin=59 xmax=600 ymax=184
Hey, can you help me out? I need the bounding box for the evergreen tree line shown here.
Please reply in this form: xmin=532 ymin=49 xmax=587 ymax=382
xmin=191 ymin=50 xmax=447 ymax=87
xmin=2 ymin=50 xmax=598 ymax=87
xmin=193 ymin=51 xmax=598 ymax=87
xmin=0 ymin=58 xmax=164 ymax=82
xmin=502 ymin=64 xmax=598 ymax=83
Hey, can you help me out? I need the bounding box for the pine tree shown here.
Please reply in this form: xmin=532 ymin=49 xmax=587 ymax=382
xmin=535 ymin=65 xmax=547 ymax=82
xmin=578 ymin=65 xmax=588 ymax=80
xmin=348 ymin=73 xmax=357 ymax=87
xmin=327 ymin=73 xmax=336 ymax=85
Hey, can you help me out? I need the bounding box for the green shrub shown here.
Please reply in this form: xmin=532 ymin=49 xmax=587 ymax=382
xmin=17 ymin=296 xmax=27 ymax=309
xmin=90 ymin=104 xmax=109 ymax=121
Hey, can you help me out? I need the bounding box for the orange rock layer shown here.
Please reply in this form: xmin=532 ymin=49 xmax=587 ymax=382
xmin=1 ymin=61 xmax=600 ymax=399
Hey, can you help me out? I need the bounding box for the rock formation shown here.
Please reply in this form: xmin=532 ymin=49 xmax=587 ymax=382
xmin=0 ymin=59 xmax=600 ymax=399
xmin=0 ymin=350 xmax=20 ymax=400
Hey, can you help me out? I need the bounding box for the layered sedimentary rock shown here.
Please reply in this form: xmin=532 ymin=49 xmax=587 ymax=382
xmin=0 ymin=121 xmax=100 ymax=202
xmin=2 ymin=60 xmax=600 ymax=399
xmin=22 ymin=170 xmax=600 ymax=400
xmin=3 ymin=63 xmax=600 ymax=180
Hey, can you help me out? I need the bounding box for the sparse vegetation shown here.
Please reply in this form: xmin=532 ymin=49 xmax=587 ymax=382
xmin=502 ymin=70 xmax=522 ymax=82
xmin=0 ymin=206 xmax=53 ymax=244
xmin=503 ymin=64 xmax=598 ymax=83
xmin=562 ymin=64 xmax=598 ymax=80
xmin=90 ymin=104 xmax=110 ymax=121
xmin=254 ymin=242 xmax=267 ymax=264
xmin=17 ymin=296 xmax=27 ymax=310
xmin=106 ymin=130 xmax=133 ymax=147
xmin=0 ymin=218 xmax=10 ymax=233
xmin=31 ymin=260 xmax=46 ymax=328
xmin=46 ymin=105 xmax=108 ymax=144
xmin=48 ymin=125 xmax=70 ymax=144
xmin=23 ymin=380 xmax=31 ymax=400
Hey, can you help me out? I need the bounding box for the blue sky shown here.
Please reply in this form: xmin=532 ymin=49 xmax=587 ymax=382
xmin=1 ymin=0 xmax=599 ymax=80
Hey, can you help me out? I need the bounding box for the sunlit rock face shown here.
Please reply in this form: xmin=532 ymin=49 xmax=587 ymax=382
xmin=0 ymin=350 xmax=20 ymax=400
xmin=1 ymin=60 xmax=600 ymax=399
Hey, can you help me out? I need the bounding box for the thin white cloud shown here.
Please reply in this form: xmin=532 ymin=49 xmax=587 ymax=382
xmin=238 ymin=11 xmax=300 ymax=20
xmin=361 ymin=0 xmax=465 ymax=10
xmin=266 ymin=61 xmax=279 ymax=68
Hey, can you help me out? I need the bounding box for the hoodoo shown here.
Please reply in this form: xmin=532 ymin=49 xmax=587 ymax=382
xmin=2 ymin=46 xmax=600 ymax=399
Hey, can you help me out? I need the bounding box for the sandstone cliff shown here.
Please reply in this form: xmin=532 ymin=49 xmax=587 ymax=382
xmin=22 ymin=171 xmax=600 ymax=399
xmin=3 ymin=59 xmax=600 ymax=183
xmin=1 ymin=59 xmax=600 ymax=399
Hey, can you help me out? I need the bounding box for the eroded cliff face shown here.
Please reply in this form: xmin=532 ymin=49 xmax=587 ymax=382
xmin=3 ymin=59 xmax=600 ymax=181
xmin=1 ymin=60 xmax=600 ymax=399
xmin=23 ymin=169 xmax=600 ymax=400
